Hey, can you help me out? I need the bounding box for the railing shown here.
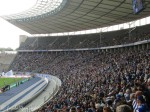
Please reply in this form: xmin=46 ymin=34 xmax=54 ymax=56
xmin=17 ymin=39 xmax=150 ymax=52
xmin=30 ymin=73 xmax=61 ymax=112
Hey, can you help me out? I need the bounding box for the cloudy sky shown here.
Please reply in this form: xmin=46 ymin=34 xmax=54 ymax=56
xmin=0 ymin=0 xmax=36 ymax=50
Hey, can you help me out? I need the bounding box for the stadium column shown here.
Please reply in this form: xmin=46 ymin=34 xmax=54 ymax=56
xmin=134 ymin=45 xmax=136 ymax=51
xmin=112 ymin=48 xmax=114 ymax=53
xmin=139 ymin=44 xmax=142 ymax=50
xmin=120 ymin=47 xmax=122 ymax=52
xmin=129 ymin=46 xmax=131 ymax=51
xmin=105 ymin=49 xmax=108 ymax=52
xmin=142 ymin=44 xmax=143 ymax=50
xmin=56 ymin=51 xmax=57 ymax=55
xmin=111 ymin=49 xmax=113 ymax=53
xmin=144 ymin=44 xmax=146 ymax=50
xmin=138 ymin=45 xmax=140 ymax=50
xmin=131 ymin=46 xmax=134 ymax=51
xmin=114 ymin=48 xmax=116 ymax=53
xmin=125 ymin=47 xmax=127 ymax=51
xmin=116 ymin=48 xmax=118 ymax=52
xmin=147 ymin=43 xmax=149 ymax=49
xmin=144 ymin=44 xmax=147 ymax=50
xmin=122 ymin=47 xmax=124 ymax=51
xmin=146 ymin=44 xmax=148 ymax=50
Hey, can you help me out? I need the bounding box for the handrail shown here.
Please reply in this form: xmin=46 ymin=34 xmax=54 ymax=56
xmin=17 ymin=39 xmax=150 ymax=52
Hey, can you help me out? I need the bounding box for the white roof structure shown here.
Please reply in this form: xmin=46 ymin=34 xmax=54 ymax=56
xmin=1 ymin=0 xmax=150 ymax=34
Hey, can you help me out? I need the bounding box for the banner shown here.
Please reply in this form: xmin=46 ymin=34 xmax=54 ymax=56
xmin=4 ymin=70 xmax=14 ymax=77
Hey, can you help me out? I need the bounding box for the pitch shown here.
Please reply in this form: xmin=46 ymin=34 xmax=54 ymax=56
xmin=0 ymin=78 xmax=22 ymax=89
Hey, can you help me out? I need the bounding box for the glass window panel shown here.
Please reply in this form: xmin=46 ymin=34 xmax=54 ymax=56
xmin=90 ymin=29 xmax=96 ymax=33
xmin=102 ymin=27 xmax=108 ymax=32
xmin=146 ymin=16 xmax=150 ymax=24
xmin=118 ymin=24 xmax=124 ymax=30
xmin=108 ymin=26 xmax=113 ymax=31
xmin=63 ymin=32 xmax=68 ymax=36
xmin=135 ymin=20 xmax=140 ymax=26
xmin=80 ymin=31 xmax=86 ymax=34
xmin=51 ymin=33 xmax=57 ymax=36
xmin=140 ymin=18 xmax=146 ymax=26
xmin=69 ymin=32 xmax=74 ymax=35
xmin=113 ymin=25 xmax=119 ymax=31
xmin=57 ymin=33 xmax=63 ymax=36
xmin=85 ymin=30 xmax=91 ymax=34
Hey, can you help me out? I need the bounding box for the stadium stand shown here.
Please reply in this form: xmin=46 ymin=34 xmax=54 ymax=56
xmin=9 ymin=42 xmax=150 ymax=111
xmin=18 ymin=24 xmax=150 ymax=50
xmin=1 ymin=0 xmax=150 ymax=111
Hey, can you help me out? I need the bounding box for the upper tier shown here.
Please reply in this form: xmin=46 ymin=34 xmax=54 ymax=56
xmin=18 ymin=24 xmax=150 ymax=50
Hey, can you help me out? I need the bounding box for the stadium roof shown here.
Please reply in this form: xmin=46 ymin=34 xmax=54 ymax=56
xmin=1 ymin=0 xmax=150 ymax=34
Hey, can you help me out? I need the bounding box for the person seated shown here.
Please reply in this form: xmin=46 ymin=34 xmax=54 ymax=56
xmin=116 ymin=104 xmax=132 ymax=112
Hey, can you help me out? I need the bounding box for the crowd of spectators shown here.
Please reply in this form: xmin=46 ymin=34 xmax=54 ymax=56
xmin=10 ymin=46 xmax=150 ymax=112
xmin=18 ymin=24 xmax=150 ymax=50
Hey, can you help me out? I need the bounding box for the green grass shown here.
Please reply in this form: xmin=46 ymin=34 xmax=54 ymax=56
xmin=0 ymin=78 xmax=22 ymax=89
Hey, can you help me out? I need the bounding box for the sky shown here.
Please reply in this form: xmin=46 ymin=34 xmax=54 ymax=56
xmin=0 ymin=0 xmax=36 ymax=50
